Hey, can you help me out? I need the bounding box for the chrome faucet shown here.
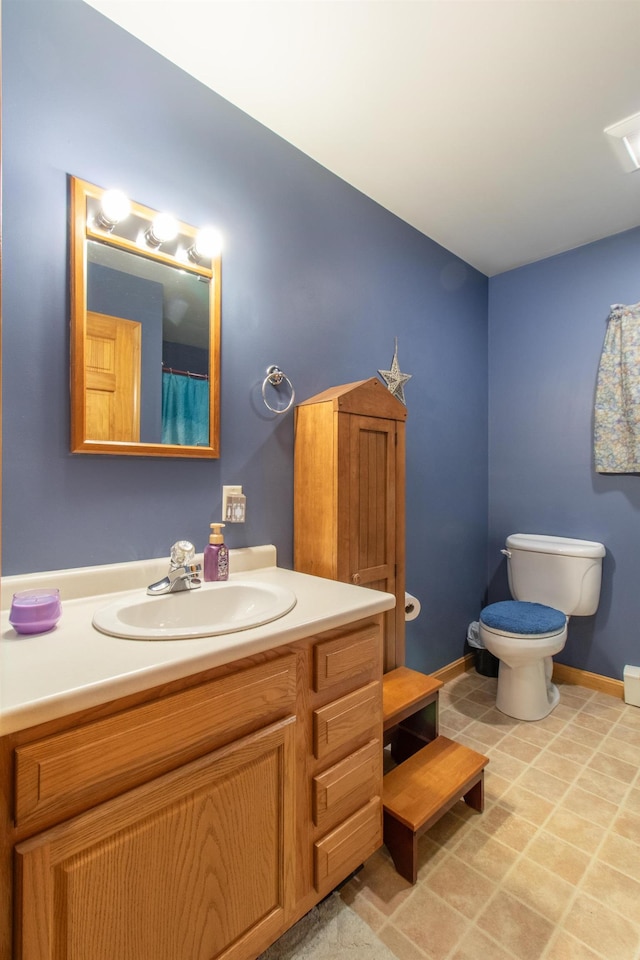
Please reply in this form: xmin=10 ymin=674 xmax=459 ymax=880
xmin=147 ymin=540 xmax=202 ymax=596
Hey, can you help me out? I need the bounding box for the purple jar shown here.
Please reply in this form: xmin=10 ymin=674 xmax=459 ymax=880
xmin=9 ymin=589 xmax=62 ymax=635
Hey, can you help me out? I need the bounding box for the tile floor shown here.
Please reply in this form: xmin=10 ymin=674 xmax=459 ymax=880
xmin=340 ymin=671 xmax=640 ymax=960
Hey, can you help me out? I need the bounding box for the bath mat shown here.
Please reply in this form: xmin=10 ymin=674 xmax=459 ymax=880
xmin=258 ymin=892 xmax=396 ymax=960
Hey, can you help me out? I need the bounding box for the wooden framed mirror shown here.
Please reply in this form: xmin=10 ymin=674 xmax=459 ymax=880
xmin=70 ymin=176 xmax=221 ymax=458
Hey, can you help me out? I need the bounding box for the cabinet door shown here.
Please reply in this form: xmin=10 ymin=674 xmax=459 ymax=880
xmin=341 ymin=414 xmax=398 ymax=662
xmin=15 ymin=717 xmax=296 ymax=960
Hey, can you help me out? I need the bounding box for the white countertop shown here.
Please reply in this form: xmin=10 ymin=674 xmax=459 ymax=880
xmin=0 ymin=546 xmax=395 ymax=735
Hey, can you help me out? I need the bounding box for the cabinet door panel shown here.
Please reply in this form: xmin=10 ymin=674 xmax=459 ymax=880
xmin=15 ymin=717 xmax=296 ymax=960
xmin=347 ymin=415 xmax=396 ymax=588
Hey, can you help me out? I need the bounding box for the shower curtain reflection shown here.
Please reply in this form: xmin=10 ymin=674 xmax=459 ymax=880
xmin=161 ymin=371 xmax=209 ymax=446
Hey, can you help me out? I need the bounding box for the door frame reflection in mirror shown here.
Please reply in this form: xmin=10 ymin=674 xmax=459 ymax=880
xmin=69 ymin=176 xmax=221 ymax=458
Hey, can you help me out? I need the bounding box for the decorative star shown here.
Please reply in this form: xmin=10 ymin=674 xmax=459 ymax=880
xmin=378 ymin=338 xmax=412 ymax=405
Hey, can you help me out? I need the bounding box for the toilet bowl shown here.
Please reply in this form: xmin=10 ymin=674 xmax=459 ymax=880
xmin=479 ymin=601 xmax=567 ymax=721
xmin=480 ymin=534 xmax=605 ymax=722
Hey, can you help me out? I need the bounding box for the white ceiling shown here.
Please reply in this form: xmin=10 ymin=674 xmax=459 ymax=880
xmin=83 ymin=0 xmax=640 ymax=276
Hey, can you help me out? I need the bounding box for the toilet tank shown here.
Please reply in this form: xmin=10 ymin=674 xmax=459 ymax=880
xmin=505 ymin=534 xmax=605 ymax=616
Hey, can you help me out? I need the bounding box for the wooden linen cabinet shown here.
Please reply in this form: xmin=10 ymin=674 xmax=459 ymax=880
xmin=294 ymin=378 xmax=407 ymax=672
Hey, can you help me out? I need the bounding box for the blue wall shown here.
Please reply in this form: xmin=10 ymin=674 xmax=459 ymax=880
xmin=488 ymin=226 xmax=640 ymax=679
xmin=1 ymin=0 xmax=489 ymax=675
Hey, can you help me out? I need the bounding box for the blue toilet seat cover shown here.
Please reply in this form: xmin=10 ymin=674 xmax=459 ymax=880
xmin=480 ymin=600 xmax=566 ymax=635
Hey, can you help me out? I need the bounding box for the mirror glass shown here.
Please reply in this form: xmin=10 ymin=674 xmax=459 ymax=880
xmin=70 ymin=176 xmax=221 ymax=457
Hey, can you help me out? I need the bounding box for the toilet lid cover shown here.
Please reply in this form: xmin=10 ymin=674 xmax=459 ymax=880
xmin=480 ymin=601 xmax=566 ymax=635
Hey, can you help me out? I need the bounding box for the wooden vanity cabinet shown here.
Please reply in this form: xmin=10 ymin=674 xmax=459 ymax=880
xmin=294 ymin=378 xmax=407 ymax=672
xmin=1 ymin=616 xmax=384 ymax=960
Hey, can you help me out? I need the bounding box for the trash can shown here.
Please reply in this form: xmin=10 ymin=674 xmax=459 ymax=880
xmin=466 ymin=621 xmax=499 ymax=678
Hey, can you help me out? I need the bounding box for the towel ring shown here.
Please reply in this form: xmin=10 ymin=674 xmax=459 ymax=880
xmin=262 ymin=365 xmax=295 ymax=415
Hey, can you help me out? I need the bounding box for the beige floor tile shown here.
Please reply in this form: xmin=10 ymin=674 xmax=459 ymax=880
xmin=563 ymin=893 xmax=640 ymax=960
xmin=377 ymin=923 xmax=428 ymax=960
xmin=422 ymin=811 xmax=472 ymax=850
xmin=511 ymin=724 xmax=556 ymax=748
xmin=474 ymin=803 xmax=539 ymax=851
xmin=339 ymin=887 xmax=387 ymax=932
xmin=462 ymin=720 xmax=507 ymax=748
xmin=612 ymin=810 xmax=640 ymax=845
xmin=476 ymin=707 xmax=521 ymax=730
xmin=575 ymin=768 xmax=630 ymax=804
xmin=451 ymin=827 xmax=521 ymax=882
xmin=424 ymin=857 xmax=495 ymax=920
xmin=500 ymin=856 xmax=575 ymax=923
xmin=448 ymin=925 xmax=514 ymax=960
xmin=623 ymin=788 xmax=640 ymax=816
xmin=438 ymin=708 xmax=473 ymax=735
xmin=532 ymin=749 xmax=584 ymax=782
xmin=580 ymin=859 xmax=640 ymax=920
xmin=558 ymin=685 xmax=593 ymax=701
xmin=483 ymin=771 xmax=513 ymax=803
xmin=543 ymin=807 xmax=607 ymax=854
xmin=572 ymin=711 xmax=615 ymax=736
xmin=581 ymin=699 xmax=627 ymax=720
xmin=450 ymin=697 xmax=494 ymax=721
xmin=499 ymin=783 xmax=556 ymax=826
xmin=563 ymin=722 xmax=603 ymax=747
xmin=415 ymin=836 xmax=453 ymax=881
xmin=588 ymin=751 xmax=638 ymax=785
xmin=547 ymin=735 xmax=596 ymax=765
xmin=599 ymin=734 xmax=640 ymax=767
xmin=526 ymin=830 xmax=591 ymax=884
xmin=533 ymin=712 xmax=568 ymax=734
xmin=553 ymin=702 xmax=581 ymax=722
xmin=340 ymin=849 xmax=414 ymax=917
xmin=560 ymin=785 xmax=619 ymax=828
xmin=607 ymin=723 xmax=640 ymax=748
xmin=392 ymin=887 xmax=471 ymax=960
xmin=616 ymin=709 xmax=640 ymax=729
xmin=517 ymin=767 xmax=570 ymax=803
xmin=597 ymin=832 xmax=640 ymax=883
xmin=482 ymin=749 xmax=527 ymax=783
xmin=495 ymin=734 xmax=541 ymax=763
xmin=476 ymin=889 xmax=555 ymax=960
xmin=462 ymin=687 xmax=497 ymax=707
xmin=543 ymin=931 xmax=607 ymax=960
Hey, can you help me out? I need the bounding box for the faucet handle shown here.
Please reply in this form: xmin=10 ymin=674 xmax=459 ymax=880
xmin=170 ymin=540 xmax=196 ymax=568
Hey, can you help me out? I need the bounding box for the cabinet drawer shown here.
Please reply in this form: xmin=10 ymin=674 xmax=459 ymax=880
xmin=314 ymin=797 xmax=382 ymax=894
xmin=313 ymin=738 xmax=381 ymax=830
xmin=313 ymin=681 xmax=381 ymax=761
xmin=313 ymin=622 xmax=380 ymax=692
xmin=15 ymin=654 xmax=296 ymax=827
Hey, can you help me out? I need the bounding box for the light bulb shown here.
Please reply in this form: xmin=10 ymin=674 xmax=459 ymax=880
xmin=189 ymin=226 xmax=223 ymax=262
xmin=146 ymin=212 xmax=178 ymax=246
xmin=97 ymin=189 xmax=131 ymax=228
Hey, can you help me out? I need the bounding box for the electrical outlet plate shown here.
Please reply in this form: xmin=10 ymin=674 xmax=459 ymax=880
xmin=222 ymin=485 xmax=243 ymax=521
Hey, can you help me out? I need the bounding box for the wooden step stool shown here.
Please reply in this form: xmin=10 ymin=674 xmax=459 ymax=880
xmin=383 ymin=666 xmax=443 ymax=764
xmin=381 ymin=667 xmax=489 ymax=885
xmin=383 ymin=735 xmax=489 ymax=884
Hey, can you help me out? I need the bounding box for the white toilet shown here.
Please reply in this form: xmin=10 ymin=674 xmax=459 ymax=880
xmin=480 ymin=534 xmax=605 ymax=721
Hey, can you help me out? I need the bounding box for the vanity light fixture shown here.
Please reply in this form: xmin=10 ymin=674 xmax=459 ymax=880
xmin=96 ymin=189 xmax=131 ymax=229
xmin=145 ymin=211 xmax=179 ymax=248
xmin=604 ymin=111 xmax=640 ymax=171
xmin=188 ymin=226 xmax=223 ymax=264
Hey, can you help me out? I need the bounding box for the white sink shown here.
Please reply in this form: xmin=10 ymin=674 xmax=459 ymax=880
xmin=92 ymin=581 xmax=297 ymax=640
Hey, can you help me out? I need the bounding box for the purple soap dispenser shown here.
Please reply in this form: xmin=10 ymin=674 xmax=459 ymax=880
xmin=204 ymin=523 xmax=229 ymax=582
